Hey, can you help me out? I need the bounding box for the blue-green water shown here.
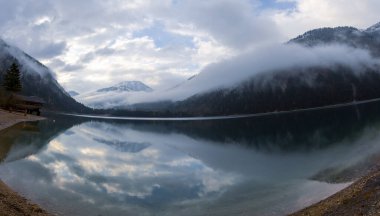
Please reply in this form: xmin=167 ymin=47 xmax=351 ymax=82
xmin=2 ymin=102 xmax=380 ymax=215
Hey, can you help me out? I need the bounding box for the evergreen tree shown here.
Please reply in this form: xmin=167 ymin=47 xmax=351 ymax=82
xmin=3 ymin=63 xmax=22 ymax=92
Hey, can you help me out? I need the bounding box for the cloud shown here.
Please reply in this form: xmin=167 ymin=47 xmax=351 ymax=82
xmin=32 ymin=41 xmax=67 ymax=59
xmin=170 ymin=0 xmax=282 ymax=49
xmin=76 ymin=43 xmax=380 ymax=108
xmin=14 ymin=121 xmax=241 ymax=214
xmin=62 ymin=64 xmax=84 ymax=72
xmin=48 ymin=58 xmax=66 ymax=68
xmin=3 ymin=117 xmax=380 ymax=215
xmin=0 ymin=0 xmax=281 ymax=93
xmin=1 ymin=0 xmax=380 ymax=94
xmin=272 ymin=0 xmax=380 ymax=38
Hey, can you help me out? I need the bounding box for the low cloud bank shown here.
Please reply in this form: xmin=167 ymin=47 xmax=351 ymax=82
xmin=77 ymin=44 xmax=380 ymax=109
xmin=0 ymin=39 xmax=54 ymax=78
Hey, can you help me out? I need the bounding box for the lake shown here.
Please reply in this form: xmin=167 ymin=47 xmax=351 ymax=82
xmin=2 ymin=101 xmax=380 ymax=216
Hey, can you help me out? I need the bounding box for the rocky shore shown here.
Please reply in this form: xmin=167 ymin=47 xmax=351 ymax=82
xmin=291 ymin=168 xmax=380 ymax=216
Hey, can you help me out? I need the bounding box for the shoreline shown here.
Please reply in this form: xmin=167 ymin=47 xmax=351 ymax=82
xmin=64 ymin=97 xmax=380 ymax=121
xmin=0 ymin=109 xmax=51 ymax=216
xmin=290 ymin=169 xmax=380 ymax=215
xmin=0 ymin=109 xmax=45 ymax=131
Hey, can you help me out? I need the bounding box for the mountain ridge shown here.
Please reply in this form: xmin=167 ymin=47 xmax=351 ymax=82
xmin=289 ymin=23 xmax=380 ymax=56
xmin=110 ymin=21 xmax=380 ymax=116
xmin=0 ymin=38 xmax=90 ymax=113
xmin=4 ymin=20 xmax=380 ymax=116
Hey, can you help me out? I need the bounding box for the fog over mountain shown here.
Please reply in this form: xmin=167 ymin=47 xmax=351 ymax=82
xmin=77 ymin=81 xmax=153 ymax=109
xmin=3 ymin=20 xmax=380 ymax=115
xmin=0 ymin=39 xmax=89 ymax=112
xmin=80 ymin=21 xmax=380 ymax=110
xmin=2 ymin=0 xmax=380 ymax=93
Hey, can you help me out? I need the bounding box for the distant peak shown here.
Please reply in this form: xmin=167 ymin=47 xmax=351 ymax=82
xmin=366 ymin=22 xmax=380 ymax=32
xmin=97 ymin=80 xmax=153 ymax=93
xmin=297 ymin=26 xmax=359 ymax=36
xmin=117 ymin=81 xmax=145 ymax=86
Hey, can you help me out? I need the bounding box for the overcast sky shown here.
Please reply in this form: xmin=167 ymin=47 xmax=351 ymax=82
xmin=1 ymin=0 xmax=380 ymax=93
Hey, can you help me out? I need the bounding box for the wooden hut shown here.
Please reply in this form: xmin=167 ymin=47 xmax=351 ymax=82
xmin=7 ymin=94 xmax=45 ymax=116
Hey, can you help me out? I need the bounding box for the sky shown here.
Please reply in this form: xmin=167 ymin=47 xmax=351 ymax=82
xmin=1 ymin=0 xmax=380 ymax=93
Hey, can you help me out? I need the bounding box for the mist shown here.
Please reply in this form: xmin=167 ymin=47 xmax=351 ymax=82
xmin=76 ymin=43 xmax=380 ymax=109
xmin=0 ymin=39 xmax=53 ymax=78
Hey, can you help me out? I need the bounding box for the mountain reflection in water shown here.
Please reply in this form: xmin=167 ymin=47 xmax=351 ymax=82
xmin=1 ymin=101 xmax=380 ymax=215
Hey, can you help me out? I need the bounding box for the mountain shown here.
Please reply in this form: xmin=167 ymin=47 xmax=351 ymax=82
xmin=289 ymin=23 xmax=380 ymax=56
xmin=169 ymin=23 xmax=380 ymax=116
xmin=124 ymin=67 xmax=380 ymax=117
xmin=97 ymin=81 xmax=153 ymax=93
xmin=75 ymin=81 xmax=153 ymax=108
xmin=114 ymin=21 xmax=380 ymax=117
xmin=171 ymin=22 xmax=380 ymax=116
xmin=366 ymin=22 xmax=380 ymax=33
xmin=171 ymin=66 xmax=380 ymax=116
xmin=68 ymin=91 xmax=80 ymax=97
xmin=93 ymin=138 xmax=151 ymax=153
xmin=170 ymin=23 xmax=380 ymax=116
xmin=0 ymin=39 xmax=89 ymax=112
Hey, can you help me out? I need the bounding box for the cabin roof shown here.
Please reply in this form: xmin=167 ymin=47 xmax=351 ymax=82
xmin=12 ymin=94 xmax=45 ymax=104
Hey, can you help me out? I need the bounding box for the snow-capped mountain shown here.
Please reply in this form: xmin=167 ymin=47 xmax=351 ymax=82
xmin=97 ymin=81 xmax=153 ymax=93
xmin=75 ymin=81 xmax=153 ymax=109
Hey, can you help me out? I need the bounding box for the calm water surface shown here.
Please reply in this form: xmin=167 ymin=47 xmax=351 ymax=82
xmin=2 ymin=102 xmax=380 ymax=215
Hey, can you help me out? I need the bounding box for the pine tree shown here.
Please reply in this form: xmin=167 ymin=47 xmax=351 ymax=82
xmin=3 ymin=63 xmax=22 ymax=92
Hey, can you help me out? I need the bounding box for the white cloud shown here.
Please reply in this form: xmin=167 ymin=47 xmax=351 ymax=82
xmin=77 ymin=43 xmax=380 ymax=108
xmin=168 ymin=0 xmax=282 ymax=49
xmin=273 ymin=0 xmax=380 ymax=39
xmin=0 ymin=0 xmax=283 ymax=93
xmin=1 ymin=0 xmax=380 ymax=95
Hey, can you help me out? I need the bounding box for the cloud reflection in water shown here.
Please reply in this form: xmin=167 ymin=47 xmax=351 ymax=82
xmin=3 ymin=106 xmax=380 ymax=216
xmin=1 ymin=121 xmax=241 ymax=215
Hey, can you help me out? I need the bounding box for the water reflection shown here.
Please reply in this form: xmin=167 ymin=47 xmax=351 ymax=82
xmin=1 ymin=102 xmax=380 ymax=215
